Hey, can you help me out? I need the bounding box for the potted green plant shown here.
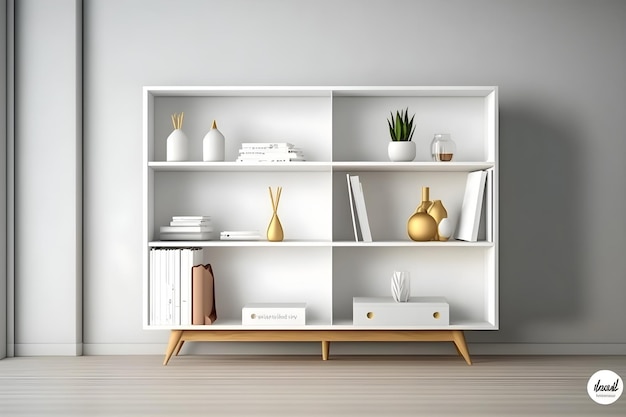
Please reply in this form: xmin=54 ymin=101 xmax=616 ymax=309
xmin=387 ymin=108 xmax=416 ymax=162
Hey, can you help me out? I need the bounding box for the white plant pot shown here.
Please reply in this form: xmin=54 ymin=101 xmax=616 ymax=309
xmin=203 ymin=120 xmax=225 ymax=162
xmin=166 ymin=129 xmax=189 ymax=161
xmin=388 ymin=141 xmax=416 ymax=162
xmin=391 ymin=271 xmax=411 ymax=302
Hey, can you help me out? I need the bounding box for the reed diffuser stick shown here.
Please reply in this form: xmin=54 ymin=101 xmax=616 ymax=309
xmin=268 ymin=187 xmax=275 ymax=211
xmin=171 ymin=112 xmax=184 ymax=130
xmin=268 ymin=186 xmax=283 ymax=212
xmin=276 ymin=186 xmax=282 ymax=209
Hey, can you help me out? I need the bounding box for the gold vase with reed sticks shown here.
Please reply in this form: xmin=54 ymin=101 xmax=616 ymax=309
xmin=267 ymin=186 xmax=284 ymax=242
xmin=166 ymin=112 xmax=189 ymax=161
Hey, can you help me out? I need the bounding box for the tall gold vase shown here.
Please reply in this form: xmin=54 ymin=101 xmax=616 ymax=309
xmin=267 ymin=187 xmax=284 ymax=242
xmin=407 ymin=187 xmax=437 ymax=241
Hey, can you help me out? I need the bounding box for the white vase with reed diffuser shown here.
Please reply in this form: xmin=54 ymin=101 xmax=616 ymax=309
xmin=166 ymin=112 xmax=189 ymax=161
xmin=203 ymin=120 xmax=225 ymax=161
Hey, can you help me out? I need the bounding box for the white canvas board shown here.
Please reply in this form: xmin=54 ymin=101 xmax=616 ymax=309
xmin=455 ymin=170 xmax=487 ymax=242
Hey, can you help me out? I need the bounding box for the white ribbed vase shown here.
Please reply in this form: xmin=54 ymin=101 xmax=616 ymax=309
xmin=391 ymin=271 xmax=411 ymax=302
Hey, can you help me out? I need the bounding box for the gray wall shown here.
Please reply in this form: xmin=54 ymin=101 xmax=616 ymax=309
xmin=12 ymin=0 xmax=82 ymax=355
xmin=12 ymin=0 xmax=626 ymax=355
xmin=1 ymin=0 xmax=7 ymax=359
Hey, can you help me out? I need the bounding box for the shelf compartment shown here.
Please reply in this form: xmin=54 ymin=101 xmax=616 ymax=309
xmin=145 ymin=246 xmax=333 ymax=329
xmin=333 ymin=170 xmax=491 ymax=242
xmin=332 ymin=246 xmax=496 ymax=329
xmin=150 ymin=170 xmax=331 ymax=242
xmin=145 ymin=90 xmax=332 ymax=163
xmin=332 ymin=88 xmax=497 ymax=163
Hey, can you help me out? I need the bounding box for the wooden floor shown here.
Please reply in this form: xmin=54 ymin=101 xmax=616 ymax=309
xmin=0 ymin=355 xmax=624 ymax=416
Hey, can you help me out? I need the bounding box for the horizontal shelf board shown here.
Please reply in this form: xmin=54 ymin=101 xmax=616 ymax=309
xmin=332 ymin=161 xmax=494 ymax=172
xmin=146 ymin=320 xmax=332 ymax=330
xmin=148 ymin=161 xmax=331 ymax=172
xmin=144 ymin=86 xmax=496 ymax=98
xmin=144 ymin=321 xmax=497 ymax=331
xmin=332 ymin=240 xmax=494 ymax=247
xmin=149 ymin=240 xmax=331 ymax=248
xmin=330 ymin=319 xmax=497 ymax=330
xmin=148 ymin=240 xmax=492 ymax=248
xmin=145 ymin=86 xmax=332 ymax=97
xmin=332 ymin=86 xmax=497 ymax=97
xmin=148 ymin=161 xmax=495 ymax=172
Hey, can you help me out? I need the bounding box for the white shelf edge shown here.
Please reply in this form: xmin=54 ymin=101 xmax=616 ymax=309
xmin=148 ymin=161 xmax=331 ymax=172
xmin=149 ymin=240 xmax=332 ymax=248
xmin=144 ymin=86 xmax=333 ymax=97
xmin=331 ymin=161 xmax=494 ymax=172
xmin=148 ymin=161 xmax=496 ymax=173
xmin=332 ymin=240 xmax=494 ymax=247
xmin=143 ymin=85 xmax=497 ymax=98
xmin=148 ymin=240 xmax=492 ymax=248
xmin=144 ymin=322 xmax=497 ymax=331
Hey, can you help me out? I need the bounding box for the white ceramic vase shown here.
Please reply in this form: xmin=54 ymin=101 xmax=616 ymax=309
xmin=438 ymin=218 xmax=455 ymax=241
xmin=391 ymin=271 xmax=411 ymax=302
xmin=203 ymin=120 xmax=225 ymax=162
xmin=166 ymin=129 xmax=189 ymax=161
xmin=388 ymin=141 xmax=416 ymax=162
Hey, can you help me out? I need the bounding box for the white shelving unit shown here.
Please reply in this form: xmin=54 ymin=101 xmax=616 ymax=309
xmin=143 ymin=86 xmax=498 ymax=365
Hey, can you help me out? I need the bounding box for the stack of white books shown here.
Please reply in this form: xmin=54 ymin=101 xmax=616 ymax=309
xmin=160 ymin=216 xmax=215 ymax=241
xmin=236 ymin=142 xmax=305 ymax=162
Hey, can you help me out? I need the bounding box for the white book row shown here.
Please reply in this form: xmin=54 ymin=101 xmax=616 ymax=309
xmin=149 ymin=247 xmax=206 ymax=326
xmin=240 ymin=142 xmax=295 ymax=150
xmin=236 ymin=142 xmax=305 ymax=162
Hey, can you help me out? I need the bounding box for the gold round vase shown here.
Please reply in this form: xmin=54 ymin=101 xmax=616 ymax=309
xmin=407 ymin=187 xmax=438 ymax=241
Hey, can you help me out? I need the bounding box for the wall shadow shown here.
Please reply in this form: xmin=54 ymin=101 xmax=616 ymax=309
xmin=469 ymin=102 xmax=584 ymax=344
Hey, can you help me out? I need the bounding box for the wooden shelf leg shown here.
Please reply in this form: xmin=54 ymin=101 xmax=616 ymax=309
xmin=321 ymin=340 xmax=330 ymax=361
xmin=174 ymin=340 xmax=185 ymax=356
xmin=452 ymin=330 xmax=472 ymax=365
xmin=163 ymin=330 xmax=184 ymax=366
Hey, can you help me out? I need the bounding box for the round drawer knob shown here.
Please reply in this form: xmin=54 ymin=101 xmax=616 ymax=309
xmin=433 ymin=312 xmax=440 ymax=319
xmin=366 ymin=312 xmax=374 ymax=319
